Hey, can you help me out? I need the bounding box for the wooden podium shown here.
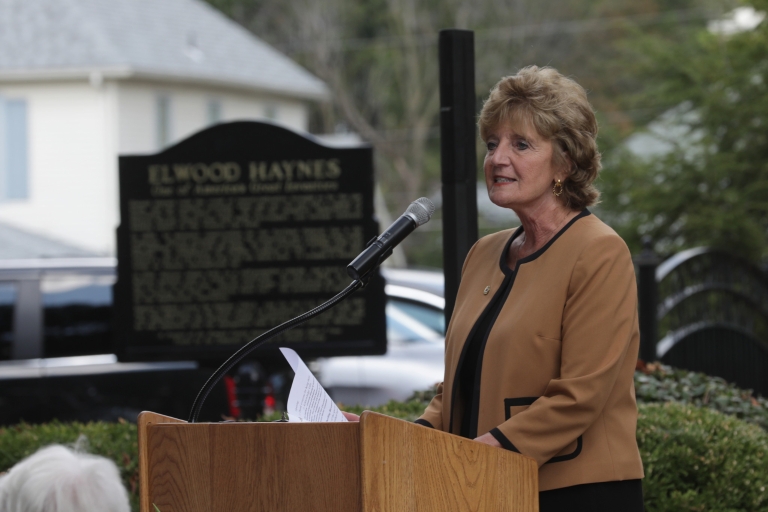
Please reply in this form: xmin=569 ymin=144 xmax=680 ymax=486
xmin=138 ymin=411 xmax=538 ymax=512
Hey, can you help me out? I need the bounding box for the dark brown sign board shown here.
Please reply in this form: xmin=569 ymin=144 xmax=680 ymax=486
xmin=114 ymin=121 xmax=386 ymax=363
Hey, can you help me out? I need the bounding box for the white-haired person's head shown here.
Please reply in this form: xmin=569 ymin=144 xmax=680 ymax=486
xmin=0 ymin=444 xmax=130 ymax=512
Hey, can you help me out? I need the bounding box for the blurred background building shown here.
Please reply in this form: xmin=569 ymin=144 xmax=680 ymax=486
xmin=0 ymin=0 xmax=328 ymax=257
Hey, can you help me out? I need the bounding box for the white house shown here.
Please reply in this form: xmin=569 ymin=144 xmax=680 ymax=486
xmin=0 ymin=0 xmax=328 ymax=256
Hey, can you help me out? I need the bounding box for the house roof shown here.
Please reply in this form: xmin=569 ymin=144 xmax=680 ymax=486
xmin=0 ymin=222 xmax=102 ymax=259
xmin=0 ymin=0 xmax=328 ymax=100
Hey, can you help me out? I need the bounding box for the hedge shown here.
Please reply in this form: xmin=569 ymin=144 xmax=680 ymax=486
xmin=635 ymin=361 xmax=768 ymax=430
xmin=639 ymin=402 xmax=768 ymax=511
xmin=3 ymin=365 xmax=768 ymax=511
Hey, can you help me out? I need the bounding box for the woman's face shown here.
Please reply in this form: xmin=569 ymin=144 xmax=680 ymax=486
xmin=483 ymin=122 xmax=565 ymax=213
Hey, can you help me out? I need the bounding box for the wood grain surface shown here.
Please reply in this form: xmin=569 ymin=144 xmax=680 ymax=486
xmin=144 ymin=421 xmax=360 ymax=512
xmin=138 ymin=412 xmax=185 ymax=512
xmin=138 ymin=412 xmax=538 ymax=512
xmin=359 ymin=412 xmax=538 ymax=512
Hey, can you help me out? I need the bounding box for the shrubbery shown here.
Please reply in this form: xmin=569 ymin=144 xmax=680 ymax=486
xmin=403 ymin=364 xmax=768 ymax=429
xmin=638 ymin=402 xmax=768 ymax=511
xmin=635 ymin=361 xmax=768 ymax=430
xmin=2 ymin=365 xmax=768 ymax=512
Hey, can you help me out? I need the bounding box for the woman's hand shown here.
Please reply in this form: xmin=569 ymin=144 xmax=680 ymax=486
xmin=342 ymin=411 xmax=360 ymax=422
xmin=474 ymin=432 xmax=502 ymax=448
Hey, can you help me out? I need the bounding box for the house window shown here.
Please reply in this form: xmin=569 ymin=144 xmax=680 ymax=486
xmin=264 ymin=103 xmax=278 ymax=121
xmin=207 ymin=99 xmax=222 ymax=125
xmin=0 ymin=97 xmax=29 ymax=200
xmin=156 ymin=94 xmax=172 ymax=149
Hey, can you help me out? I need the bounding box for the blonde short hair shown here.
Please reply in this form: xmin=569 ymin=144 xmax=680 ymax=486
xmin=478 ymin=66 xmax=601 ymax=210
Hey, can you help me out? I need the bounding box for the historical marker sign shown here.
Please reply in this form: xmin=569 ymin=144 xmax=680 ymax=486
xmin=114 ymin=121 xmax=386 ymax=363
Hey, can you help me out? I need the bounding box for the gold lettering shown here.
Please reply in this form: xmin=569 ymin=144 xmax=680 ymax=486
xmin=224 ymin=162 xmax=241 ymax=182
xmin=160 ymin=166 xmax=174 ymax=184
xmin=193 ymin=183 xmax=246 ymax=195
xmin=249 ymin=182 xmax=282 ymax=194
xmin=245 ymin=160 xmax=341 ymax=183
xmin=191 ymin=164 xmax=208 ymax=183
xmin=173 ymin=164 xmax=191 ymax=182
xmin=284 ymin=182 xmax=339 ymax=192
xmin=280 ymin=161 xmax=297 ymax=181
xmin=295 ymin=160 xmax=312 ymax=181
xmin=297 ymin=161 xmax=314 ymax=180
xmin=249 ymin=161 xmax=266 ymax=181
xmin=313 ymin=160 xmax=325 ymax=180
xmin=267 ymin=162 xmax=284 ymax=181
xmin=148 ymin=165 xmax=164 ymax=185
xmin=326 ymin=159 xmax=342 ymax=179
xmin=209 ymin=162 xmax=226 ymax=183
xmin=150 ymin=185 xmax=174 ymax=197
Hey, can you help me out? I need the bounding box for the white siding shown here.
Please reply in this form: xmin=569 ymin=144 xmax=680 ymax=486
xmin=117 ymin=84 xmax=156 ymax=154
xmin=117 ymin=81 xmax=309 ymax=154
xmin=0 ymin=80 xmax=118 ymax=255
xmin=0 ymin=79 xmax=312 ymax=256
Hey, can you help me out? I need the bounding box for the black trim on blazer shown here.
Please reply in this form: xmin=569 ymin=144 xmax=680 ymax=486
xmin=504 ymin=397 xmax=539 ymax=420
xmin=467 ymin=276 xmax=515 ymax=438
xmin=490 ymin=428 xmax=519 ymax=452
xmin=547 ymin=436 xmax=583 ymax=463
xmin=414 ymin=418 xmax=433 ymax=428
xmin=498 ymin=209 xmax=591 ymax=276
xmin=447 ymin=268 xmax=515 ymax=434
xmin=503 ymin=396 xmax=584 ymax=463
xmin=448 ymin=301 xmax=488 ymax=434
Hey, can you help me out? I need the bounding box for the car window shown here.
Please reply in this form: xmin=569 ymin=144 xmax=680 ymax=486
xmin=386 ymin=304 xmax=442 ymax=342
xmin=0 ymin=284 xmax=15 ymax=360
xmin=42 ymin=275 xmax=115 ymax=357
xmin=387 ymin=297 xmax=445 ymax=335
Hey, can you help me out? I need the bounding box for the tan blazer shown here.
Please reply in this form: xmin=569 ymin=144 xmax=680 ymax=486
xmin=417 ymin=211 xmax=644 ymax=491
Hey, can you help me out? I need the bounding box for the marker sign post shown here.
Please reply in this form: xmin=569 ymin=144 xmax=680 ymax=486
xmin=114 ymin=122 xmax=386 ymax=363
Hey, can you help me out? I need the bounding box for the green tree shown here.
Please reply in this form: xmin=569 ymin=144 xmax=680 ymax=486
xmin=206 ymin=0 xmax=747 ymax=264
xmin=597 ymin=1 xmax=768 ymax=262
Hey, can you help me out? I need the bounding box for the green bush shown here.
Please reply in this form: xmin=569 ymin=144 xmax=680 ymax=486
xmin=636 ymin=362 xmax=768 ymax=431
xmin=3 ymin=373 xmax=768 ymax=512
xmin=341 ymin=396 xmax=432 ymax=422
xmin=638 ymin=402 xmax=768 ymax=512
xmin=394 ymin=369 xmax=768 ymax=432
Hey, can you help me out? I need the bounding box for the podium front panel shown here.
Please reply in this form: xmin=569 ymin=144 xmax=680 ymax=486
xmin=360 ymin=412 xmax=538 ymax=512
xmin=145 ymin=422 xmax=360 ymax=512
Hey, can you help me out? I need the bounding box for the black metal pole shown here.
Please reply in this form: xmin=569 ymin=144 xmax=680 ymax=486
xmin=636 ymin=236 xmax=659 ymax=363
xmin=439 ymin=29 xmax=479 ymax=327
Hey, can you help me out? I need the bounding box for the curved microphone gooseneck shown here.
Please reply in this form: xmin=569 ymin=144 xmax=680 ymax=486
xmin=188 ymin=279 xmax=363 ymax=423
xmin=187 ymin=197 xmax=435 ymax=423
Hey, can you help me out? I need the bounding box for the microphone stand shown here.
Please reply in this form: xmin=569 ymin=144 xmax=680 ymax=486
xmin=188 ymin=198 xmax=435 ymax=422
xmin=188 ymin=278 xmax=364 ymax=423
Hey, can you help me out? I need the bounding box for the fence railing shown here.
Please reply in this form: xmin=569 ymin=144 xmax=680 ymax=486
xmin=636 ymin=244 xmax=768 ymax=395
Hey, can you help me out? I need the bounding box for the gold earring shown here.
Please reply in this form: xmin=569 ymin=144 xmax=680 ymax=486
xmin=553 ymin=179 xmax=563 ymax=197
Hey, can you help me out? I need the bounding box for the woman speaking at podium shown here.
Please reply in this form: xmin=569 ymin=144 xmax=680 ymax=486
xmin=414 ymin=66 xmax=645 ymax=511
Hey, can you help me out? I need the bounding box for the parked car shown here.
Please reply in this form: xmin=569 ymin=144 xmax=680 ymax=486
xmin=0 ymin=258 xmax=117 ymax=361
xmin=314 ymin=268 xmax=446 ymax=407
xmin=0 ymin=258 xmax=249 ymax=423
xmin=0 ymin=259 xmax=446 ymax=421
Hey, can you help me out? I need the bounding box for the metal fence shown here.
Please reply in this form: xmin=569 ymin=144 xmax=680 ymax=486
xmin=636 ymin=246 xmax=768 ymax=395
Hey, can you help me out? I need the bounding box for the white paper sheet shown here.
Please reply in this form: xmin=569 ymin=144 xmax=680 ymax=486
xmin=280 ymin=347 xmax=347 ymax=423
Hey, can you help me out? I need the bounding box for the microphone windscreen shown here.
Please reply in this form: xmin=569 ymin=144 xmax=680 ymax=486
xmin=406 ymin=197 xmax=435 ymax=226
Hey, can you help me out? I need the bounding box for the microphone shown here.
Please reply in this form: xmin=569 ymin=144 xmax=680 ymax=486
xmin=347 ymin=197 xmax=435 ymax=281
